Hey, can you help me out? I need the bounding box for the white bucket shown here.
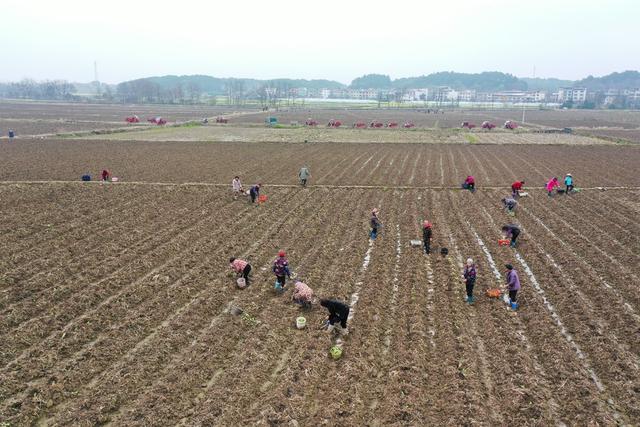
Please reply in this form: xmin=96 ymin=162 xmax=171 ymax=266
xmin=410 ymin=240 xmax=422 ymax=247
xmin=111 ymin=177 xmax=119 ymax=182
xmin=296 ymin=316 xmax=306 ymax=329
xmin=236 ymin=278 xmax=246 ymax=288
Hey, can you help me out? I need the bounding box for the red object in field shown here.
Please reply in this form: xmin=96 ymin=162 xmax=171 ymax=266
xmin=482 ymin=121 xmax=496 ymax=130
xmin=354 ymin=122 xmax=367 ymax=128
xmin=504 ymin=120 xmax=518 ymax=130
xmin=498 ymin=239 xmax=510 ymax=246
xmin=305 ymin=118 xmax=318 ymax=126
xmin=125 ymin=115 xmax=139 ymax=123
xmin=387 ymin=122 xmax=398 ymax=128
xmin=216 ymin=117 xmax=228 ymax=123
xmin=327 ymin=119 xmax=342 ymax=128
xmin=370 ymin=121 xmax=383 ymax=128
xmin=258 ymin=195 xmax=268 ymax=203
xmin=461 ymin=122 xmax=476 ymax=129
xmin=148 ymin=117 xmax=167 ymax=125
xmin=403 ymin=122 xmax=415 ymax=128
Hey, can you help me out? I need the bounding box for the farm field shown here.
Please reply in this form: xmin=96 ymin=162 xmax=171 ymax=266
xmin=1 ymin=139 xmax=639 ymax=187
xmin=0 ymin=180 xmax=638 ymax=425
xmin=1 ymin=104 xmax=639 ymax=425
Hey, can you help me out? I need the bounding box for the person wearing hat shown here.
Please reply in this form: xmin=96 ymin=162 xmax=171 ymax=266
xmin=272 ymin=250 xmax=291 ymax=290
xmin=463 ymin=258 xmax=477 ymax=304
xmin=504 ymin=264 xmax=521 ymax=310
xmin=370 ymin=208 xmax=381 ymax=240
xmin=564 ymin=173 xmax=574 ymax=194
xmin=501 ymin=224 xmax=520 ymax=248
xmin=422 ymin=220 xmax=433 ymax=254
xmin=298 ymin=165 xmax=311 ymax=187
xmin=320 ymin=298 xmax=350 ymax=336
xmin=292 ymin=281 xmax=313 ymax=308
xmin=229 ymin=257 xmax=251 ymax=287
xmin=249 ymin=183 xmax=261 ymax=204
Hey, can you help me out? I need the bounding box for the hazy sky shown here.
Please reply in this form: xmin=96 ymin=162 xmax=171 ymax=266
xmin=2 ymin=0 xmax=639 ymax=84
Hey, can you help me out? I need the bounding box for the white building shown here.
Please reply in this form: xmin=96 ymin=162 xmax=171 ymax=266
xmin=458 ymin=90 xmax=476 ymax=102
xmin=320 ymin=88 xmax=331 ymax=99
xmin=558 ymin=87 xmax=587 ymax=103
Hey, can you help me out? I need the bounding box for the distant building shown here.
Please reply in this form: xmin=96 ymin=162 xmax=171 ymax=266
xmin=403 ymin=88 xmax=429 ymax=101
xmin=321 ymin=88 xmax=331 ymax=99
xmin=558 ymin=87 xmax=587 ymax=103
xmin=458 ymin=90 xmax=476 ymax=102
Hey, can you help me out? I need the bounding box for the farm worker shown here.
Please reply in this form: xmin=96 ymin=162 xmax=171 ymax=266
xmin=463 ymin=258 xmax=477 ymax=304
xmin=422 ymin=220 xmax=432 ymax=254
xmin=249 ymin=183 xmax=261 ymax=204
xmin=320 ymin=298 xmax=350 ymax=336
xmin=232 ymin=176 xmax=243 ymax=199
xmin=501 ymin=224 xmax=521 ymax=248
xmin=546 ymin=177 xmax=560 ymax=196
xmin=292 ymin=281 xmax=313 ymax=308
xmin=511 ymin=180 xmax=525 ymax=198
xmin=504 ymin=264 xmax=521 ymax=310
xmin=229 ymin=257 xmax=252 ymax=286
xmin=101 ymin=169 xmax=110 ymax=182
xmin=564 ymin=173 xmax=574 ymax=194
xmin=272 ymin=250 xmax=291 ymax=290
xmin=298 ymin=165 xmax=311 ymax=187
xmin=502 ymin=196 xmax=517 ymax=213
xmin=8 ymin=129 xmax=15 ymax=139
xmin=462 ymin=175 xmax=475 ymax=192
xmin=370 ymin=208 xmax=381 ymax=240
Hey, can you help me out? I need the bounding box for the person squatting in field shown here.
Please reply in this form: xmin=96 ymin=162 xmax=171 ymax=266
xmin=298 ymin=165 xmax=310 ymax=187
xmin=546 ymin=177 xmax=560 ymax=196
xmin=292 ymin=281 xmax=313 ymax=308
xmin=232 ymin=176 xmax=243 ymax=199
xmin=564 ymin=173 xmax=574 ymax=194
xmin=505 ymin=264 xmax=521 ymax=310
xmin=511 ymin=180 xmax=525 ymax=198
xmin=229 ymin=257 xmax=251 ymax=286
xmin=370 ymin=208 xmax=381 ymax=239
xmin=462 ymin=175 xmax=476 ymax=192
xmin=273 ymin=250 xmax=291 ymax=290
xmin=101 ymin=169 xmax=110 ymax=182
xmin=463 ymin=258 xmax=477 ymax=304
xmin=249 ymin=183 xmax=261 ymax=203
xmin=320 ymin=298 xmax=350 ymax=336
xmin=502 ymin=195 xmax=517 ymax=213
xmin=422 ymin=220 xmax=432 ymax=254
xmin=502 ymin=224 xmax=520 ymax=248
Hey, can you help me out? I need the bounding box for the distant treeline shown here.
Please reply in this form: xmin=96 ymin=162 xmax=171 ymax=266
xmin=0 ymin=79 xmax=77 ymax=100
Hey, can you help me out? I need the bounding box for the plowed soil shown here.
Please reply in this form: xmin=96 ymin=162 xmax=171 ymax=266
xmin=1 ymin=113 xmax=639 ymax=425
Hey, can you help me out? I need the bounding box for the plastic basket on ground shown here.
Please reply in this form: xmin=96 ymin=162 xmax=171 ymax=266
xmin=486 ymin=288 xmax=502 ymax=298
xmin=236 ymin=277 xmax=246 ymax=289
xmin=519 ymin=192 xmax=529 ymax=197
xmin=296 ymin=316 xmax=306 ymax=329
xmin=111 ymin=177 xmax=119 ymax=182
xmin=410 ymin=240 xmax=422 ymax=247
xmin=498 ymin=239 xmax=510 ymax=246
xmin=258 ymin=195 xmax=268 ymax=203
xmin=330 ymin=345 xmax=343 ymax=360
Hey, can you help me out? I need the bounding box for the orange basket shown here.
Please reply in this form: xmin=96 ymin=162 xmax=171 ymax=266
xmin=486 ymin=288 xmax=502 ymax=298
xmin=258 ymin=195 xmax=268 ymax=203
xmin=498 ymin=239 xmax=510 ymax=246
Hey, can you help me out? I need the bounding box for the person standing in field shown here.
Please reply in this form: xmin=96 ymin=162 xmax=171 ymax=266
xmin=298 ymin=165 xmax=311 ymax=187
xmin=502 ymin=224 xmax=521 ymax=248
xmin=511 ymin=180 xmax=525 ymax=198
xmin=564 ymin=173 xmax=574 ymax=194
xmin=272 ymin=250 xmax=291 ymax=291
xmin=229 ymin=257 xmax=252 ymax=287
xmin=546 ymin=177 xmax=560 ymax=196
xmin=370 ymin=208 xmax=381 ymax=240
xmin=422 ymin=220 xmax=432 ymax=254
xmin=463 ymin=258 xmax=477 ymax=304
xmin=101 ymin=169 xmax=111 ymax=182
xmin=232 ymin=176 xmax=243 ymax=200
xmin=505 ymin=264 xmax=521 ymax=311
xmin=249 ymin=183 xmax=261 ymax=204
